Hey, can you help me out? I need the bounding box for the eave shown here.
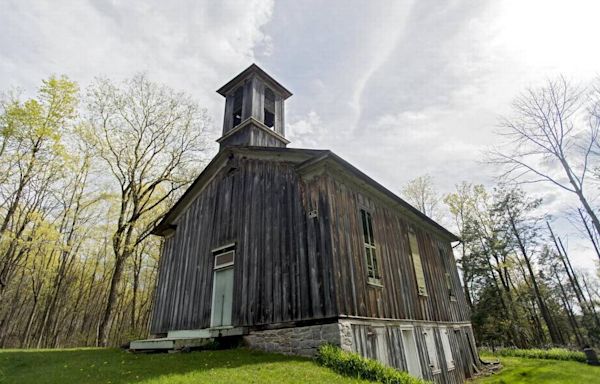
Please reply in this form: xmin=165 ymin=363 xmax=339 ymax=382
xmin=296 ymin=152 xmax=460 ymax=242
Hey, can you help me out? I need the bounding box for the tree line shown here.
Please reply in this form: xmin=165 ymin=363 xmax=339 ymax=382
xmin=403 ymin=77 xmax=600 ymax=348
xmin=1 ymin=72 xmax=598 ymax=349
xmin=0 ymin=75 xmax=210 ymax=347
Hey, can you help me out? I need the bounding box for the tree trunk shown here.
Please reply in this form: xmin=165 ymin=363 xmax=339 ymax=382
xmin=97 ymin=254 xmax=126 ymax=347
xmin=508 ymin=209 xmax=563 ymax=345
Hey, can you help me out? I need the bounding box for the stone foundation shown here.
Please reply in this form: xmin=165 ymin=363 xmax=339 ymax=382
xmin=338 ymin=319 xmax=353 ymax=351
xmin=243 ymin=323 xmax=341 ymax=356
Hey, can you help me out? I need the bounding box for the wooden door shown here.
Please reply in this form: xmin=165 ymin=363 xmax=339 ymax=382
xmin=211 ymin=267 xmax=234 ymax=327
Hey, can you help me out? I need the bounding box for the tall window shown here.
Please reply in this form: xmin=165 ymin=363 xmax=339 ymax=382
xmin=438 ymin=246 xmax=456 ymax=301
xmin=264 ymin=87 xmax=275 ymax=128
xmin=408 ymin=228 xmax=427 ymax=296
xmin=232 ymin=86 xmax=243 ymax=128
xmin=360 ymin=209 xmax=381 ymax=284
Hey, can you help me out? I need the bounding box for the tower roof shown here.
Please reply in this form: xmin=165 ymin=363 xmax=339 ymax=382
xmin=216 ymin=63 xmax=293 ymax=99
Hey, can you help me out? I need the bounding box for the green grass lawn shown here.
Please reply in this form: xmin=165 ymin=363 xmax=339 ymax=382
xmin=3 ymin=347 xmax=599 ymax=384
xmin=0 ymin=348 xmax=371 ymax=384
xmin=473 ymin=354 xmax=600 ymax=384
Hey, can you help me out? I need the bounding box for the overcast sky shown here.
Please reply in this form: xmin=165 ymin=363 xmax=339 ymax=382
xmin=2 ymin=0 xmax=600 ymax=270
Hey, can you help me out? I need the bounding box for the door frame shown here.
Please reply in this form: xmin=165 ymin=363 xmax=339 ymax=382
xmin=400 ymin=325 xmax=423 ymax=379
xmin=210 ymin=244 xmax=236 ymax=328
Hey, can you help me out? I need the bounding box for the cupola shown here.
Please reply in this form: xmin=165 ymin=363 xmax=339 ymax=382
xmin=216 ymin=64 xmax=292 ymax=150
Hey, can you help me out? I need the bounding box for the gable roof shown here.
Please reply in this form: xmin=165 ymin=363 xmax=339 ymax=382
xmin=152 ymin=147 xmax=459 ymax=242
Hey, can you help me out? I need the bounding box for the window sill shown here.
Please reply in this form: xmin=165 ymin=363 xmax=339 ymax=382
xmin=367 ymin=278 xmax=383 ymax=288
xmin=449 ymin=296 xmax=457 ymax=302
xmin=431 ymin=369 xmax=441 ymax=375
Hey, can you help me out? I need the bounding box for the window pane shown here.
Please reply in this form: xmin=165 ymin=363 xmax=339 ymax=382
xmin=361 ymin=209 xmax=369 ymax=243
xmin=372 ymin=250 xmax=380 ymax=279
xmin=361 ymin=209 xmax=380 ymax=282
xmin=264 ymin=87 xmax=275 ymax=110
xmin=365 ymin=247 xmax=373 ymax=278
xmin=366 ymin=211 xmax=375 ymax=245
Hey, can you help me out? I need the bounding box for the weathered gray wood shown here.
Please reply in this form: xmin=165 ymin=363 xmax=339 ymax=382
xmin=149 ymin=145 xmax=478 ymax=383
xmin=150 ymin=155 xmax=338 ymax=333
xmin=323 ymin=173 xmax=470 ymax=323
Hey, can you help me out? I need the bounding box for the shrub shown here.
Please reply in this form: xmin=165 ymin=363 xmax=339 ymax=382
xmin=315 ymin=344 xmax=429 ymax=384
xmin=488 ymin=348 xmax=586 ymax=363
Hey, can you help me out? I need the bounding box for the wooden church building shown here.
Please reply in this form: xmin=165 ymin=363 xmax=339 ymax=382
xmin=142 ymin=64 xmax=480 ymax=383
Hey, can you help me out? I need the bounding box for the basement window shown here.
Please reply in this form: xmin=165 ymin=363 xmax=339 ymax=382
xmin=232 ymin=86 xmax=243 ymax=128
xmin=440 ymin=327 xmax=455 ymax=370
xmin=360 ymin=209 xmax=381 ymax=285
xmin=264 ymin=87 xmax=275 ymax=129
xmin=423 ymin=328 xmax=441 ymax=374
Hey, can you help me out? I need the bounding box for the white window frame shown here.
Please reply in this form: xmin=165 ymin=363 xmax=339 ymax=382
xmin=212 ymin=243 xmax=236 ymax=269
xmin=400 ymin=325 xmax=422 ymax=378
xmin=360 ymin=208 xmax=381 ymax=286
xmin=423 ymin=327 xmax=440 ymax=374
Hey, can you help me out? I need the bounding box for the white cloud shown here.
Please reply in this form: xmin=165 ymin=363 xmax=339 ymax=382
xmin=0 ymin=0 xmax=275 ymax=140
xmin=2 ymin=0 xmax=600 ymax=270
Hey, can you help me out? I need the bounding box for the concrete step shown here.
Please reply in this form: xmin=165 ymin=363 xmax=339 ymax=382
xmin=130 ymin=327 xmax=246 ymax=351
xmin=130 ymin=337 xmax=214 ymax=351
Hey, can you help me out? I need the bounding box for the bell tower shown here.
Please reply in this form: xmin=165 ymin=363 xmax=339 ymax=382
xmin=216 ymin=64 xmax=292 ymax=150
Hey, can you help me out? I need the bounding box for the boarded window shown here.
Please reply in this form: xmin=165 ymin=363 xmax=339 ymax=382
xmin=440 ymin=327 xmax=455 ymax=370
xmin=438 ymin=246 xmax=456 ymax=300
xmin=264 ymin=87 xmax=275 ymax=128
xmin=408 ymin=229 xmax=427 ymax=296
xmin=360 ymin=209 xmax=381 ymax=284
xmin=401 ymin=328 xmax=422 ymax=378
xmin=424 ymin=328 xmax=440 ymax=374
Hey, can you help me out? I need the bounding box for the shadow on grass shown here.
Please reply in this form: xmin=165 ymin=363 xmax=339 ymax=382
xmin=0 ymin=347 xmax=312 ymax=384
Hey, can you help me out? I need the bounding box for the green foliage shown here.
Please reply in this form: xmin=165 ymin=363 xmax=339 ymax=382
xmin=484 ymin=348 xmax=586 ymax=363
xmin=0 ymin=348 xmax=370 ymax=384
xmin=315 ymin=344 xmax=428 ymax=384
xmin=475 ymin=354 xmax=599 ymax=384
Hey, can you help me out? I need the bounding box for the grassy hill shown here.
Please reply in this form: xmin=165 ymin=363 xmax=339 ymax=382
xmin=2 ymin=347 xmax=599 ymax=384
xmin=0 ymin=348 xmax=370 ymax=384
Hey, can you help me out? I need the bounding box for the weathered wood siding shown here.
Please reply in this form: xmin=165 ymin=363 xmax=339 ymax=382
xmin=324 ymin=175 xmax=470 ymax=322
xmin=349 ymin=321 xmax=479 ymax=384
xmin=150 ymin=156 xmax=337 ymax=334
xmin=219 ymin=123 xmax=286 ymax=149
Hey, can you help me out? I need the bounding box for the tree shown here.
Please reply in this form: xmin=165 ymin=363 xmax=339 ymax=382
xmin=494 ymin=187 xmax=564 ymax=345
xmin=401 ymin=174 xmax=442 ymax=221
xmin=492 ymin=76 xmax=600 ymax=252
xmin=87 ymin=74 xmax=211 ymax=346
xmin=0 ymin=76 xmax=78 ymax=298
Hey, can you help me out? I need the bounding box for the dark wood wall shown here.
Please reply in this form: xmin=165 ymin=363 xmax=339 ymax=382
xmin=150 ymin=156 xmax=337 ymax=334
xmin=151 ymin=151 xmax=472 ymax=335
xmin=323 ymin=175 xmax=471 ymax=323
